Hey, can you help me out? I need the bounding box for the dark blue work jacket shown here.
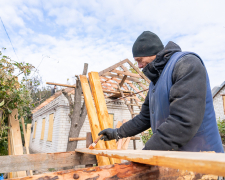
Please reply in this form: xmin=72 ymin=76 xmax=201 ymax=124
xmin=149 ymin=52 xmax=224 ymax=152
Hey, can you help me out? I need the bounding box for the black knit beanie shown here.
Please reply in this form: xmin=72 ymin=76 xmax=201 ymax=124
xmin=132 ymin=31 xmax=164 ymax=57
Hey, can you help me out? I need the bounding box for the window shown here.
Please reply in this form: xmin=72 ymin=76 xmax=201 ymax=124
xmin=40 ymin=119 xmax=45 ymax=140
xmin=108 ymin=113 xmax=114 ymax=128
xmin=47 ymin=114 xmax=54 ymax=141
xmin=33 ymin=122 xmax=37 ymax=139
xmin=223 ymin=95 xmax=225 ymax=115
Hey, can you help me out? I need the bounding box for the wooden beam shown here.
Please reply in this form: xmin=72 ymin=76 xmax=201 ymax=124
xmin=111 ymin=69 xmax=141 ymax=78
xmin=126 ymin=59 xmax=150 ymax=83
xmin=128 ymin=83 xmax=146 ymax=99
xmin=76 ymin=148 xmax=225 ymax=177
xmin=69 ymin=137 xmax=86 ymax=141
xmin=98 ymin=59 xmax=129 ymax=76
xmin=119 ymin=75 xmax=127 ymax=88
xmin=46 ymin=82 xmax=76 ymax=88
xmin=88 ymin=72 xmax=121 ymax=164
xmin=102 ymin=73 xmax=141 ymax=83
xmin=0 ymin=151 xmax=96 ymax=173
xmin=79 ymin=75 xmax=111 ymax=166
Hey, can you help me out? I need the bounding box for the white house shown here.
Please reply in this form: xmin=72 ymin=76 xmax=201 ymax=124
xmin=212 ymin=81 xmax=225 ymax=121
xmin=29 ymin=88 xmax=144 ymax=153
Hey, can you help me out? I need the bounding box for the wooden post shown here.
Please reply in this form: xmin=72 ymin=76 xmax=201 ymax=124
xmin=26 ymin=124 xmax=32 ymax=148
xmin=133 ymin=139 xmax=137 ymax=150
xmin=80 ymin=75 xmax=110 ymax=166
xmin=85 ymin=132 xmax=94 ymax=168
xmin=21 ymin=118 xmax=33 ymax=176
xmin=88 ymin=72 xmax=121 ymax=164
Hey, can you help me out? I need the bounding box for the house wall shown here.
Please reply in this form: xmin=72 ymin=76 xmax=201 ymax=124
xmin=213 ymin=86 xmax=225 ymax=121
xmin=30 ymin=94 xmax=144 ymax=153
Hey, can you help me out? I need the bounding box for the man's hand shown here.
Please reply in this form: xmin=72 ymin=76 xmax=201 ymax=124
xmin=98 ymin=128 xmax=118 ymax=141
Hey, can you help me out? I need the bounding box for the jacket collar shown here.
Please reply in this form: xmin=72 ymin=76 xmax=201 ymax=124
xmin=142 ymin=41 xmax=181 ymax=85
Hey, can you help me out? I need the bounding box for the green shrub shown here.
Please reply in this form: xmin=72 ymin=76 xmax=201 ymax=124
xmin=141 ymin=128 xmax=153 ymax=144
xmin=217 ymin=119 xmax=225 ymax=144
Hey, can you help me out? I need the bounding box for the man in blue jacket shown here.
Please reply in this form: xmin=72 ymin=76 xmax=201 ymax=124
xmin=99 ymin=31 xmax=224 ymax=152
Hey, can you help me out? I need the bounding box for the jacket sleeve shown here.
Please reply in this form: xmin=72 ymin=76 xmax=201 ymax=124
xmin=143 ymin=54 xmax=207 ymax=150
xmin=117 ymin=91 xmax=151 ymax=138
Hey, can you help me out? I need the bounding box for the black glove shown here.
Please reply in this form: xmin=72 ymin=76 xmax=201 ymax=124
xmin=98 ymin=128 xmax=118 ymax=141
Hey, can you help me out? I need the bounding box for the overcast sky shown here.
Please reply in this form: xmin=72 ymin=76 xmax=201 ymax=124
xmin=0 ymin=0 xmax=225 ymax=88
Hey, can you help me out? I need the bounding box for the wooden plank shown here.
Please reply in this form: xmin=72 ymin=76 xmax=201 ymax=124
xmin=47 ymin=113 xmax=54 ymax=141
xmin=26 ymin=124 xmax=32 ymax=147
xmin=111 ymin=69 xmax=141 ymax=78
xmin=21 ymin=118 xmax=33 ymax=176
xmin=69 ymin=136 xmax=140 ymax=141
xmin=79 ymin=75 xmax=110 ymax=166
xmin=8 ymin=109 xmax=27 ymax=177
xmin=117 ymin=119 xmax=128 ymax=150
xmin=109 ymin=114 xmax=114 ymax=128
xmin=127 ymin=59 xmax=150 ymax=83
xmin=46 ymin=82 xmax=76 ymax=88
xmin=98 ymin=59 xmax=129 ymax=76
xmin=8 ymin=123 xmax=13 ymax=178
xmin=32 ymin=121 xmax=37 ymax=139
xmin=76 ymin=148 xmax=225 ymax=177
xmin=0 ymin=151 xmax=97 ymax=173
xmin=40 ymin=118 xmax=45 ymax=140
xmin=88 ymin=72 xmax=121 ymax=164
xmin=8 ymin=162 xmax=168 ymax=180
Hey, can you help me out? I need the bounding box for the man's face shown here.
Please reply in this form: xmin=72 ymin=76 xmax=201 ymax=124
xmin=134 ymin=55 xmax=156 ymax=69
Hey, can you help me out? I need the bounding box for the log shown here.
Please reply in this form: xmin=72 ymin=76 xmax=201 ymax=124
xmin=8 ymin=161 xmax=209 ymax=180
xmin=88 ymin=72 xmax=121 ymax=164
xmin=75 ymin=148 xmax=225 ymax=176
xmin=79 ymin=75 xmax=110 ymax=166
xmin=0 ymin=151 xmax=97 ymax=173
xmin=8 ymin=162 xmax=160 ymax=180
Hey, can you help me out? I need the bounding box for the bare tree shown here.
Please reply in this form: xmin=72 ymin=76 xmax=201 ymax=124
xmin=62 ymin=63 xmax=88 ymax=151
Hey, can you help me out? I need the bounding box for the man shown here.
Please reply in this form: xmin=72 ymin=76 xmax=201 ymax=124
xmin=99 ymin=31 xmax=224 ymax=152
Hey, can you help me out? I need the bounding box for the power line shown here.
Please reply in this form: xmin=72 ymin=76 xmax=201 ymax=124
xmin=0 ymin=16 xmax=20 ymax=61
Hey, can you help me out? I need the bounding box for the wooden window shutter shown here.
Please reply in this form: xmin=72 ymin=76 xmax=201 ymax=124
xmin=33 ymin=122 xmax=37 ymax=139
xmin=223 ymin=95 xmax=225 ymax=115
xmin=47 ymin=114 xmax=54 ymax=141
xmin=40 ymin=119 xmax=45 ymax=140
